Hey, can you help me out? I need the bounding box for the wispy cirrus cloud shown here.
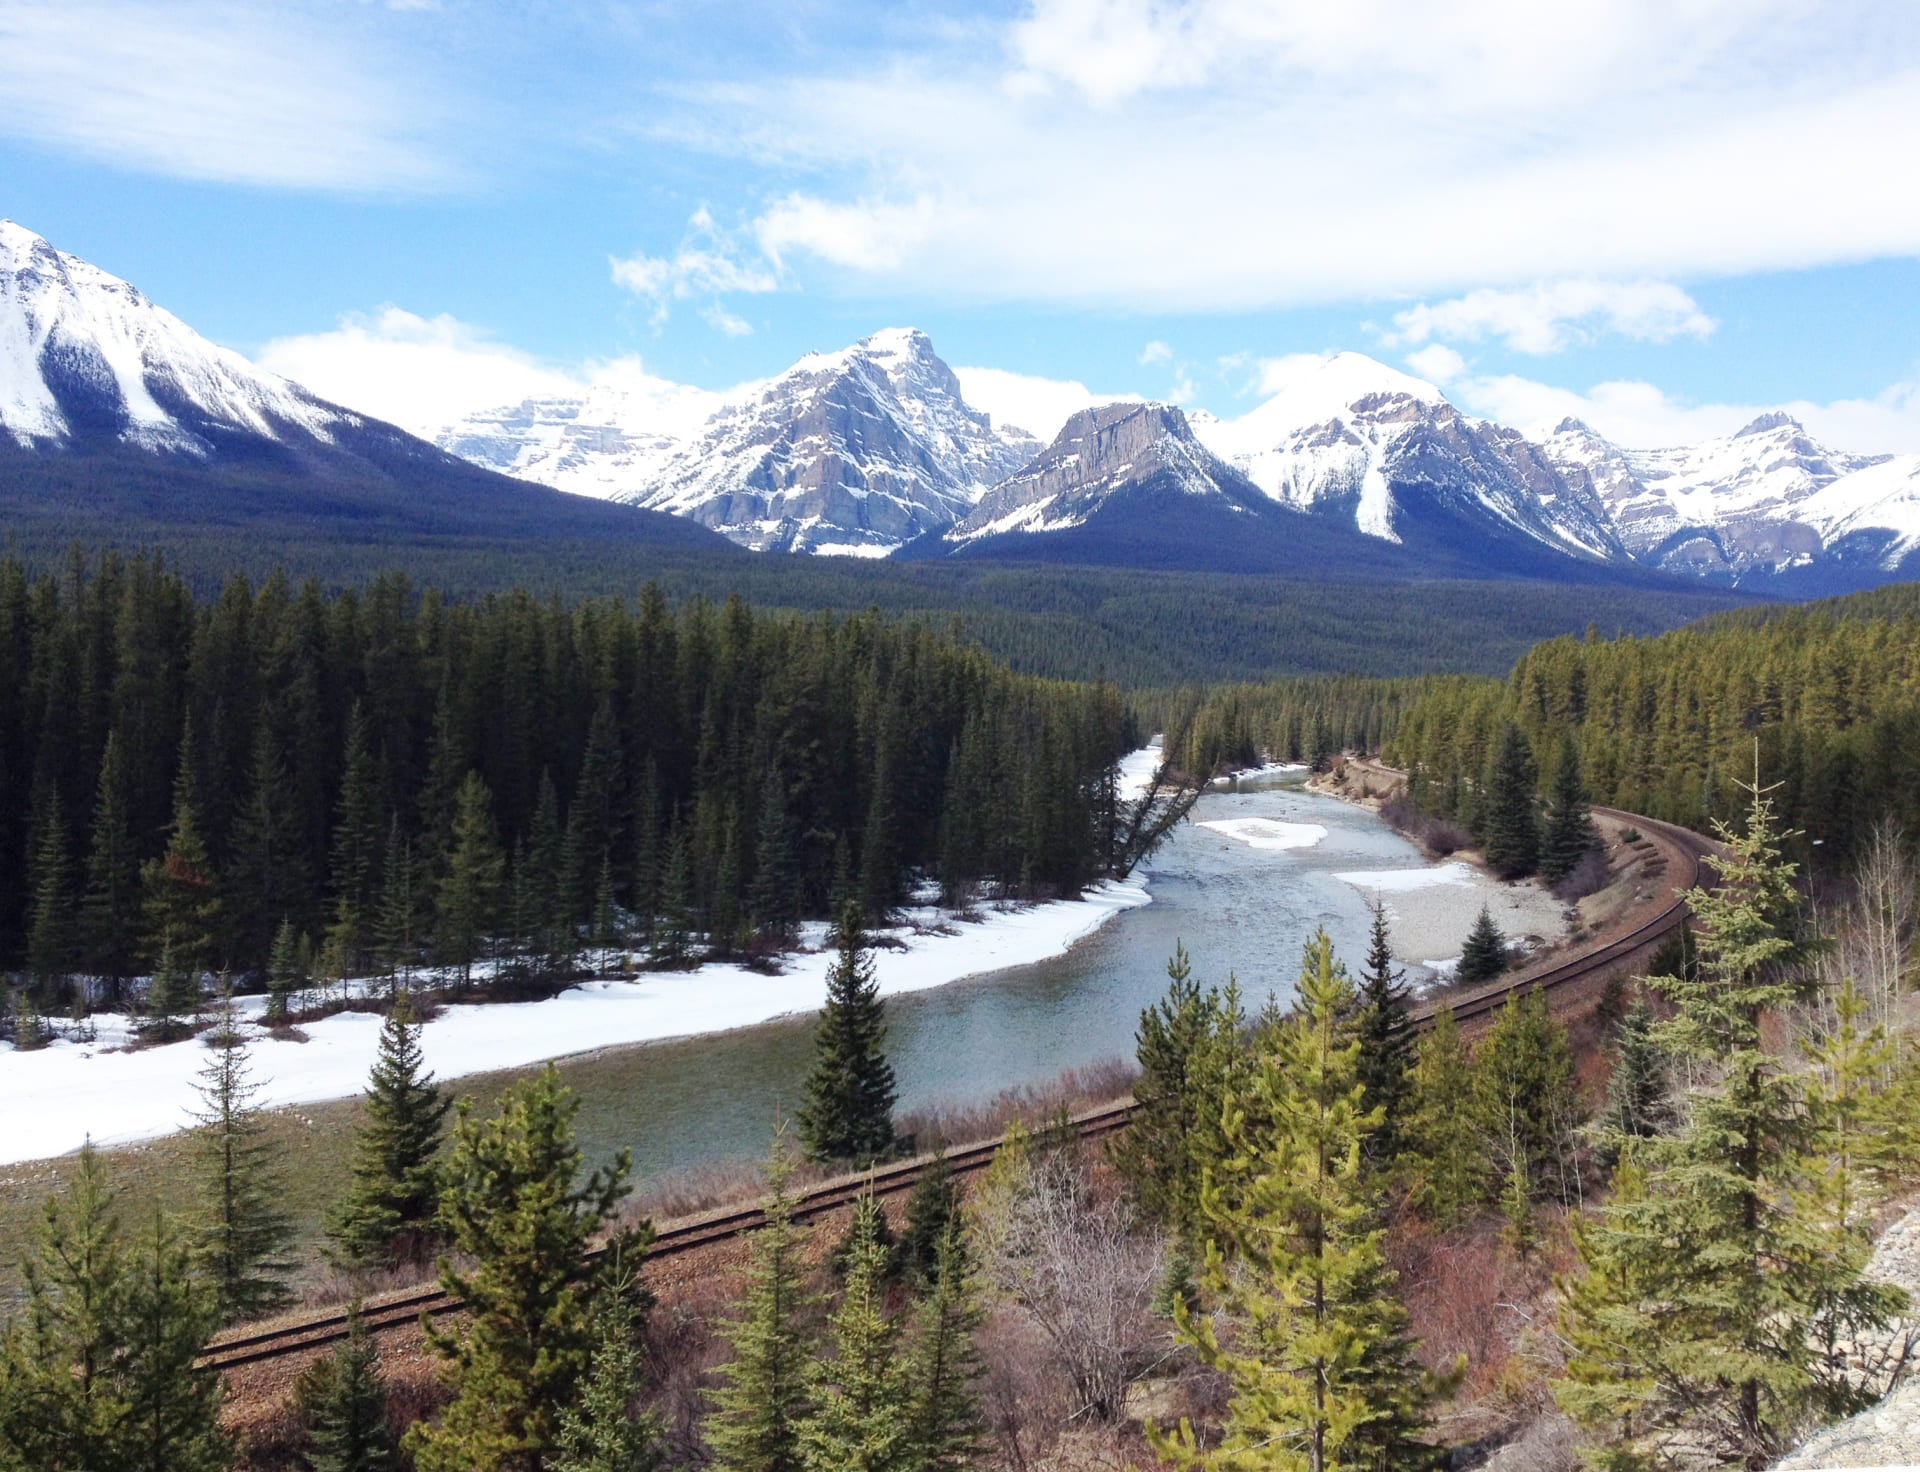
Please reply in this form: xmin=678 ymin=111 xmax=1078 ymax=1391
xmin=0 ymin=0 xmax=450 ymax=190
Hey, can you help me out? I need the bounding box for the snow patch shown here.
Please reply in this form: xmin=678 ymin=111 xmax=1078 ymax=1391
xmin=1333 ymin=862 xmax=1478 ymax=892
xmin=1197 ymin=818 xmax=1328 ymax=851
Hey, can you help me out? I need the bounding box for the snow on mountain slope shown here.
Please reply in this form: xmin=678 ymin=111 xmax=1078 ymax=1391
xmin=1190 ymin=352 xmax=1624 ymax=562
xmin=0 ymin=219 xmax=340 ymax=455
xmin=949 ymin=401 xmax=1253 ymax=542
xmin=1539 ymin=412 xmax=1895 ymax=579
xmin=440 ymin=328 xmax=1040 ymax=555
xmin=436 ymin=373 xmax=725 ymax=500
xmin=1791 ymin=454 xmax=1920 ymax=568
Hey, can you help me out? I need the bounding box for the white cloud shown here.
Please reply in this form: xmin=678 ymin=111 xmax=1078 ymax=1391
xmin=1404 ymin=345 xmax=1467 ymax=383
xmin=673 ymin=3 xmax=1920 ymax=309
xmin=1388 ymin=280 xmax=1716 ymax=354
xmin=952 ymin=366 xmax=1138 ymax=442
xmin=610 ymin=209 xmax=781 ymax=330
xmin=1450 ymin=370 xmax=1920 ymax=454
xmin=754 ymin=194 xmax=937 ymax=271
xmin=1139 ymin=339 xmax=1173 ymax=364
xmin=0 ymin=1 xmax=446 ymax=190
xmin=258 ymin=308 xmax=592 ymax=437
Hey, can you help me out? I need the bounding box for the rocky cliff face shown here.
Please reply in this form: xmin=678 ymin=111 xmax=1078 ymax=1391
xmin=951 ymin=401 xmax=1255 ymax=541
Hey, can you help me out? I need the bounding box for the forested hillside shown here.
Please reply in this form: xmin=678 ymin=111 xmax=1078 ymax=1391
xmin=0 ymin=550 xmax=1130 ymax=988
xmin=1385 ymin=585 xmax=1920 ymax=863
xmin=1152 ymin=675 xmax=1450 ymax=774
xmin=0 ymin=528 xmax=1749 ymax=685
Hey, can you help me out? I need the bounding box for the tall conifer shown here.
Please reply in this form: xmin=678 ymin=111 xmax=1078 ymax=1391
xmin=192 ymin=997 xmax=293 ymax=1323
xmin=1353 ymin=904 xmax=1417 ymax=1165
xmin=797 ymin=1193 xmax=911 ymax=1472
xmin=1540 ymin=734 xmax=1599 ymax=884
xmin=798 ymin=904 xmax=897 ymax=1165
xmin=1455 ymin=905 xmax=1507 ymax=988
xmin=324 ymin=990 xmax=452 ymax=1269
xmin=27 ymin=790 xmax=75 ymax=991
xmin=297 ymin=1302 xmax=397 ymax=1472
xmin=437 ymin=772 xmax=504 ymax=986
xmin=902 ymin=1223 xmax=987 ymax=1472
xmin=82 ymin=730 xmax=142 ymax=995
xmin=1479 ymin=724 xmax=1540 ymax=880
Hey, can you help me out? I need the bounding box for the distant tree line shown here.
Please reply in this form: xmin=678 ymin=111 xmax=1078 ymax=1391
xmin=1147 ymin=675 xmax=1453 ymax=776
xmin=0 ymin=550 xmax=1133 ymax=1007
xmin=1383 ymin=589 xmax=1920 ymax=866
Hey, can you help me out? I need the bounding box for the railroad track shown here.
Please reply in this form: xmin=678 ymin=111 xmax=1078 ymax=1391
xmin=203 ymin=808 xmax=1715 ymax=1373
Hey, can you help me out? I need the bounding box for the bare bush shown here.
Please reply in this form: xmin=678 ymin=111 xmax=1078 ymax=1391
xmin=1551 ymin=848 xmax=1612 ymax=903
xmin=977 ymin=1141 xmax=1166 ymax=1427
xmin=897 ymin=1059 xmax=1138 ymax=1153
xmin=1381 ymin=795 xmax=1472 ymax=858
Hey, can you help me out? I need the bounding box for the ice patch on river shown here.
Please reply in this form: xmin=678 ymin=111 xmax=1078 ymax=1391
xmin=1198 ymin=818 xmax=1328 ymax=851
xmin=1332 ymin=861 xmax=1476 ymax=891
xmin=0 ymin=877 xmax=1151 ymax=1167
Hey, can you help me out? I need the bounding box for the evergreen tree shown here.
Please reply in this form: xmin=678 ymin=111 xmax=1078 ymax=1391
xmin=264 ymin=918 xmax=305 ymax=1025
xmin=117 ymin=1206 xmax=231 ymax=1472
xmin=902 ymin=1223 xmax=987 ymax=1472
xmin=191 ymin=999 xmax=293 ymax=1323
xmin=373 ymin=822 xmax=421 ymax=986
xmin=1592 ymin=999 xmax=1671 ymax=1170
xmin=327 ymin=704 xmax=383 ymax=976
xmin=552 ymin=1290 xmax=663 ymax=1472
xmin=519 ymin=770 xmax=568 ymax=976
xmin=1479 ymin=723 xmax=1540 ymax=880
xmin=141 ymin=735 xmax=223 ymax=978
xmin=408 ymin=1066 xmax=632 ymax=1472
xmin=710 ymin=808 xmax=744 ymax=954
xmin=1556 ymin=780 xmax=1900 ymax=1468
xmin=82 ymin=729 xmax=143 ymax=996
xmin=749 ymin=770 xmax=800 ymax=940
xmin=437 ymin=772 xmax=504 ymax=986
xmin=1352 ymin=904 xmax=1417 ymax=1166
xmin=649 ymin=827 xmax=692 ymax=969
xmin=704 ymin=1143 xmax=812 ymax=1472
xmin=296 ymin=1302 xmax=396 ymax=1472
xmin=1151 ymin=932 xmax=1454 ymax=1472
xmin=227 ymin=722 xmax=305 ymax=975
xmin=324 ymin=990 xmax=452 ymax=1269
xmin=797 ymin=1193 xmax=912 ymax=1472
xmin=142 ymin=942 xmax=199 ymax=1044
xmin=1407 ymin=1008 xmax=1481 ymax=1227
xmin=896 ymin=1148 xmax=961 ymax=1288
xmin=1455 ymin=905 xmax=1507 ymax=988
xmin=1471 ymin=988 xmax=1580 ymax=1210
xmin=1110 ymin=944 xmax=1245 ymax=1242
xmin=798 ymin=904 xmax=897 ymax=1165
xmin=1540 ymin=733 xmax=1599 ymax=884
xmin=27 ymin=791 xmax=75 ymax=991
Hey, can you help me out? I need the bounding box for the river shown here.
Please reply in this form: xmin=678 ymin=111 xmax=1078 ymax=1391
xmin=559 ymin=769 xmax=1454 ymax=1180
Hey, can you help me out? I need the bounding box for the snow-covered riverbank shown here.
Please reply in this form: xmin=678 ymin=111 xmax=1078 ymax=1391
xmin=0 ymin=879 xmax=1152 ymax=1166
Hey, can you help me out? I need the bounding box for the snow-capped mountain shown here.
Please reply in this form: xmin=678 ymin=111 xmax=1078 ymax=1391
xmin=1 ymin=218 xmax=344 ymax=455
xmin=1189 ymin=352 xmax=1626 ymax=566
xmin=950 ymin=401 xmax=1259 ymax=542
xmin=0 ymin=220 xmax=726 ymax=554
xmin=439 ymin=329 xmax=1041 ymax=555
xmin=1540 ymin=413 xmax=1895 ymax=581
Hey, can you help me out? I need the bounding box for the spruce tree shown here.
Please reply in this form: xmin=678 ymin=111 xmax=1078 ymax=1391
xmin=327 ymin=704 xmax=383 ymax=976
xmin=798 ymin=903 xmax=897 ymax=1165
xmin=1556 ymin=780 xmax=1899 ymax=1468
xmin=374 ymin=821 xmax=421 ymax=986
xmin=82 ymin=729 xmax=143 ymax=996
xmin=436 ymin=771 xmax=504 ymax=987
xmin=1109 ymin=944 xmax=1246 ymax=1242
xmin=324 ymin=990 xmax=452 ymax=1269
xmin=902 ymin=1223 xmax=987 ymax=1472
xmin=141 ymin=736 xmax=224 ymax=978
xmin=704 ymin=1143 xmax=812 ymax=1472
xmin=797 ymin=1193 xmax=912 ymax=1472
xmin=1151 ymin=931 xmax=1454 ymax=1471
xmin=1540 ymin=734 xmax=1599 ymax=884
xmin=897 ymin=1147 xmax=962 ymax=1288
xmin=1479 ymin=723 xmax=1540 ymax=880
xmin=553 ymin=1290 xmax=663 ymax=1472
xmin=1592 ymin=999 xmax=1671 ymax=1170
xmin=710 ymin=808 xmax=744 ymax=954
xmin=1352 ymin=904 xmax=1417 ymax=1166
xmin=649 ymin=827 xmax=692 ymax=969
xmin=749 ymin=770 xmax=800 ymax=940
xmin=1407 ymin=1008 xmax=1481 ymax=1227
xmin=118 ymin=1206 xmax=232 ymax=1472
xmin=265 ymin=918 xmax=306 ymax=1025
xmin=192 ymin=998 xmax=293 ymax=1324
xmin=296 ymin=1301 xmax=397 ymax=1472
xmin=1471 ymin=987 xmax=1580 ymax=1210
xmin=27 ymin=790 xmax=75 ymax=992
xmin=1455 ymin=905 xmax=1507 ymax=988
xmin=408 ymin=1066 xmax=632 ymax=1472
xmin=143 ymin=941 xmax=199 ymax=1043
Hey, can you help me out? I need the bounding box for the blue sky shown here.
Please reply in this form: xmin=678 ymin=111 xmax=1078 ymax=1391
xmin=4 ymin=0 xmax=1919 ymax=448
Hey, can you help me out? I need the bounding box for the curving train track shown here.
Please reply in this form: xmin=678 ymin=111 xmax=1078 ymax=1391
xmin=201 ymin=806 xmax=1715 ymax=1374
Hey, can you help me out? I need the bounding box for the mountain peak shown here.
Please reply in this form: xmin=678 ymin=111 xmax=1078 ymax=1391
xmin=1735 ymin=410 xmax=1803 ymax=438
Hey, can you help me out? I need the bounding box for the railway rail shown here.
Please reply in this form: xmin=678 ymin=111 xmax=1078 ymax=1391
xmin=202 ymin=806 xmax=1715 ymax=1373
